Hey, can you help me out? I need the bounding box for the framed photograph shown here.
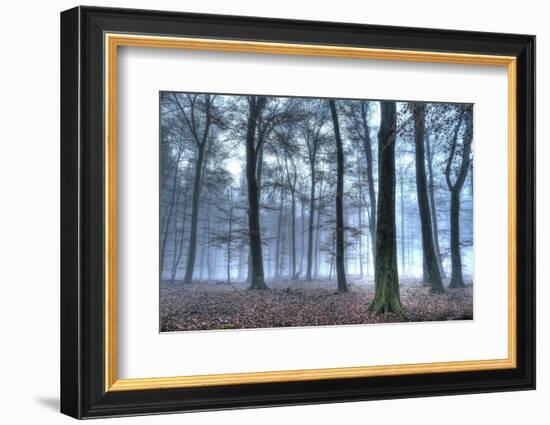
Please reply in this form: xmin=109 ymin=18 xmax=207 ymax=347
xmin=60 ymin=6 xmax=535 ymax=419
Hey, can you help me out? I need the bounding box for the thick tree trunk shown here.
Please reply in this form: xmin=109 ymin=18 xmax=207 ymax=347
xmin=370 ymin=101 xmax=402 ymax=314
xmin=183 ymin=144 xmax=205 ymax=283
xmin=422 ymin=257 xmax=429 ymax=286
xmin=414 ymin=104 xmax=444 ymax=293
xmin=449 ymin=189 xmax=465 ymax=287
xmin=246 ymin=143 xmax=265 ymax=283
xmin=329 ymin=100 xmax=348 ymax=293
xmin=246 ymin=250 xmax=252 ymax=283
xmin=246 ymin=97 xmax=268 ymax=290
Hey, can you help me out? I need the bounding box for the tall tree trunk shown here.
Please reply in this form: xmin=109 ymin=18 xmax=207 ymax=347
xmin=414 ymin=104 xmax=444 ymax=293
xmin=329 ymin=236 xmax=336 ymax=280
xmin=422 ymin=257 xmax=429 ymax=285
xmin=246 ymin=143 xmax=265 ymax=283
xmin=168 ymin=180 xmax=182 ymax=282
xmin=356 ymin=148 xmax=364 ymax=277
xmin=290 ymin=190 xmax=297 ymax=278
xmin=238 ymin=247 xmax=244 ymax=280
xmin=227 ymin=200 xmax=233 ymax=284
xmin=275 ymin=184 xmax=284 ymax=279
xmin=206 ymin=211 xmax=212 ymax=280
xmin=361 ymin=102 xmax=377 ymax=265
xmin=426 ymin=134 xmax=445 ymax=278
xmin=365 ymin=229 xmax=370 ymax=276
xmin=445 ymin=108 xmax=472 ymax=288
xmin=160 ymin=148 xmax=183 ymax=277
xmin=306 ymin=167 xmax=316 ymax=281
xmin=399 ymin=172 xmax=405 ymax=273
xmin=183 ymin=144 xmax=205 ymax=283
xmin=280 ymin=212 xmax=287 ymax=277
xmin=198 ymin=211 xmax=207 ymax=280
xmin=370 ymin=101 xmax=402 ymax=314
xmin=169 ymin=188 xmax=183 ymax=283
xmin=170 ymin=163 xmax=192 ymax=283
xmin=449 ymin=189 xmax=464 ymax=287
xmin=358 ymin=205 xmax=364 ymax=277
xmin=329 ymin=100 xmax=348 ymax=293
xmin=314 ymin=175 xmax=323 ymax=278
xmin=299 ymin=200 xmax=305 ymax=277
xmin=247 ymin=250 xmax=252 ymax=283
xmin=408 ymin=211 xmax=414 ymax=274
xmin=171 ymin=94 xmax=214 ymax=284
xmin=246 ymin=97 xmax=268 ymax=290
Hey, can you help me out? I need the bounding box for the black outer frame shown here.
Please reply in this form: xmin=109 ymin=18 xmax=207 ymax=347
xmin=60 ymin=5 xmax=535 ymax=419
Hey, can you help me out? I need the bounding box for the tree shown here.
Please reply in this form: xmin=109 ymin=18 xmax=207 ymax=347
xmin=297 ymin=181 xmax=309 ymax=277
xmin=160 ymin=142 xmax=183 ymax=275
xmin=281 ymin=137 xmax=299 ymax=279
xmin=210 ymin=185 xmax=237 ymax=284
xmin=159 ymin=97 xmax=196 ymax=281
xmin=169 ymin=162 xmax=192 ymax=283
xmin=301 ymin=100 xmax=329 ymax=281
xmin=245 ymin=96 xmax=269 ymax=289
xmin=425 ymin=128 xmax=445 ymax=278
xmin=353 ymin=144 xmax=365 ymax=276
xmin=445 ymin=106 xmax=473 ymax=288
xmin=274 ymin=163 xmax=285 ymax=279
xmin=370 ymin=101 xmax=402 ymax=314
xmin=347 ymin=101 xmax=377 ymax=264
xmin=329 ymin=100 xmax=348 ymax=293
xmin=359 ymin=102 xmax=377 ymax=265
xmin=172 ymin=94 xmax=215 ymax=283
xmin=313 ymin=166 xmax=327 ymax=278
xmin=412 ymin=103 xmax=444 ymax=293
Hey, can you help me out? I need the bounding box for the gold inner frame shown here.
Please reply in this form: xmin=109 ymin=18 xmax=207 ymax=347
xmin=104 ymin=33 xmax=518 ymax=392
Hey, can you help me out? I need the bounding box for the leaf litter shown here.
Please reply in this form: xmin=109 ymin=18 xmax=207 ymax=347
xmin=160 ymin=278 xmax=473 ymax=332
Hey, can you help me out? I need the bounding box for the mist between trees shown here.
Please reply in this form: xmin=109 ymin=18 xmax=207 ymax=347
xmin=160 ymin=92 xmax=473 ymax=316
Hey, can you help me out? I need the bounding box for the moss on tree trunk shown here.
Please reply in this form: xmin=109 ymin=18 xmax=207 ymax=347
xmin=370 ymin=101 xmax=402 ymax=315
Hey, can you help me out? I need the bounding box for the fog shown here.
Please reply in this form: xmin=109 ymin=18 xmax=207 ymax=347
xmin=159 ymin=94 xmax=473 ymax=285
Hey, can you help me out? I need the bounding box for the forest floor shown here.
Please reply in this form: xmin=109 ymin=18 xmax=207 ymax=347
xmin=160 ymin=278 xmax=473 ymax=332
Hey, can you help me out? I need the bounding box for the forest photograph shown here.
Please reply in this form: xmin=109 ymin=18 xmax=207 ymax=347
xmin=159 ymin=92 xmax=474 ymax=332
